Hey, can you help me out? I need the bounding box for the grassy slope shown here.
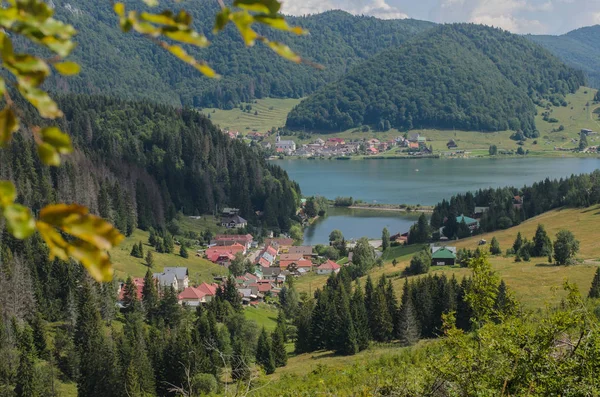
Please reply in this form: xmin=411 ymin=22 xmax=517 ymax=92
xmin=295 ymin=206 xmax=600 ymax=310
xmin=201 ymin=98 xmax=302 ymax=134
xmin=109 ymin=216 xmax=229 ymax=283
xmin=206 ymin=88 xmax=600 ymax=157
xmin=243 ymin=304 xmax=279 ymax=331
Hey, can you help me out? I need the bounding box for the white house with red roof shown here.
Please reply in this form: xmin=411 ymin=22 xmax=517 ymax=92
xmin=205 ymin=243 xmax=246 ymax=264
xmin=117 ymin=277 xmax=145 ymax=307
xmin=317 ymin=260 xmax=341 ymax=275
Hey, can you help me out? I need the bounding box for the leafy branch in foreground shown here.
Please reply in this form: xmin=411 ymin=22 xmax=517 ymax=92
xmin=0 ymin=0 xmax=307 ymax=281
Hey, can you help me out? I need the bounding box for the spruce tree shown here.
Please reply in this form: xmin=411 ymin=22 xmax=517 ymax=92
xmin=350 ymin=281 xmax=370 ymax=351
xmin=256 ymin=328 xmax=276 ymax=374
xmin=15 ymin=325 xmax=36 ymax=397
xmin=335 ymin=285 xmax=358 ymax=356
xmin=138 ymin=242 xmax=144 ymax=258
xmin=397 ymin=279 xmax=420 ymax=346
xmin=532 ymin=224 xmax=552 ymax=257
xmin=145 ymin=250 xmax=154 ymax=268
xmin=271 ymin=327 xmax=287 ymax=367
xmin=157 ymin=286 xmax=181 ymax=327
xmin=494 ymin=280 xmax=517 ymax=319
xmin=179 ymin=245 xmax=188 ymax=258
xmin=513 ymin=232 xmax=523 ymax=253
xmin=130 ymin=243 xmax=141 ymax=258
xmin=231 ymin=336 xmax=251 ymax=381
xmin=275 ymin=310 xmax=287 ymax=342
xmin=122 ymin=276 xmax=140 ymax=313
xmin=148 ymin=228 xmax=157 ymax=246
xmin=370 ymin=288 xmax=393 ymax=342
xmin=294 ymin=298 xmax=313 ymax=354
xmin=490 ymin=237 xmax=501 ymax=255
xmin=310 ymin=289 xmax=329 ymax=350
xmin=385 ymin=279 xmax=399 ymax=335
xmin=141 ymin=269 xmax=159 ymax=321
xmin=588 ymin=267 xmax=600 ymax=299
xmin=382 ymin=227 xmax=390 ymax=251
xmin=31 ymin=312 xmax=47 ymax=359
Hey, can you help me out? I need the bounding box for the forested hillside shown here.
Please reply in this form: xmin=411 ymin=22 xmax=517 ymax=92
xmin=529 ymin=25 xmax=600 ymax=89
xmin=0 ymin=95 xmax=300 ymax=234
xmin=44 ymin=0 xmax=434 ymax=109
xmin=286 ymin=24 xmax=585 ymax=136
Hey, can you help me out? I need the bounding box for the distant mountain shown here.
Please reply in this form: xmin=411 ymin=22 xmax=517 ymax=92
xmin=46 ymin=1 xmax=434 ymax=108
xmin=286 ymin=24 xmax=585 ymax=136
xmin=528 ymin=25 xmax=600 ymax=89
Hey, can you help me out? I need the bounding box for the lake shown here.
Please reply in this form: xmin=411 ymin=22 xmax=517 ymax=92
xmin=275 ymin=157 xmax=600 ymax=244
xmin=277 ymin=157 xmax=600 ymax=205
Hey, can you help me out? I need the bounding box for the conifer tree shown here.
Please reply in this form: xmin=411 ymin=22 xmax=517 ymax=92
xmin=397 ymin=279 xmax=420 ymax=346
xmin=179 ymin=245 xmax=188 ymax=258
xmin=157 ymin=286 xmax=181 ymax=327
xmin=335 ymin=285 xmax=358 ymax=356
xmin=122 ymin=276 xmax=140 ymax=313
xmin=256 ymin=327 xmax=275 ymax=375
xmin=138 ymin=242 xmax=144 ymax=258
xmin=490 ymin=237 xmax=502 ymax=255
xmin=231 ymin=336 xmax=251 ymax=381
xmin=31 ymin=312 xmax=47 ymax=359
xmin=532 ymin=224 xmax=553 ymax=257
xmin=589 ymin=267 xmax=600 ymax=299
xmin=15 ymin=325 xmax=36 ymax=397
xmin=220 ymin=275 xmax=242 ymax=310
xmin=145 ymin=251 xmax=155 ymax=268
xmin=494 ymin=280 xmax=517 ymax=319
xmin=142 ymin=269 xmax=159 ymax=321
xmin=294 ymin=298 xmax=314 ymax=354
xmin=275 ymin=310 xmax=287 ymax=342
xmin=310 ymin=289 xmax=329 ymax=351
xmin=370 ymin=288 xmax=393 ymax=342
xmin=350 ymin=281 xmax=370 ymax=351
xmin=271 ymin=327 xmax=287 ymax=367
xmin=513 ymin=232 xmax=523 ymax=253
xmin=130 ymin=243 xmax=141 ymax=258
xmin=385 ymin=279 xmax=399 ymax=335
xmin=148 ymin=228 xmax=157 ymax=246
xmin=164 ymin=233 xmax=175 ymax=254
xmin=364 ymin=276 xmax=374 ymax=314
xmin=382 ymin=227 xmax=390 ymax=251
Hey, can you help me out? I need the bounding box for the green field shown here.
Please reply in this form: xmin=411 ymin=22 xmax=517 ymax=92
xmin=109 ymin=216 xmax=228 ymax=283
xmin=243 ymin=304 xmax=279 ymax=331
xmin=202 ymin=97 xmax=302 ymax=134
xmin=295 ymin=205 xmax=600 ymax=310
xmin=207 ymin=88 xmax=600 ymax=157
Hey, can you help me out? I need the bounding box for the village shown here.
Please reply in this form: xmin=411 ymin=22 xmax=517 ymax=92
xmin=115 ymin=206 xmax=499 ymax=309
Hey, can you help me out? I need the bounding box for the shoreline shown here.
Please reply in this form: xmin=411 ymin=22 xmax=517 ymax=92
xmin=270 ymin=152 xmax=599 ymax=161
xmin=347 ymin=205 xmax=433 ymax=213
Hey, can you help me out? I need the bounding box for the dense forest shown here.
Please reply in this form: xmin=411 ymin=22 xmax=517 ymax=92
xmin=0 ymin=94 xmax=300 ymax=234
xmin=286 ymin=24 xmax=585 ymax=136
xmin=529 ymin=25 xmax=600 ymax=89
xmin=41 ymin=0 xmax=434 ymax=109
xmin=430 ymin=170 xmax=600 ymax=237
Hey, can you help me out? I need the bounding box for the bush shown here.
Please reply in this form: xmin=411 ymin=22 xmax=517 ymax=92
xmin=192 ymin=373 xmax=218 ymax=395
xmin=408 ymin=249 xmax=431 ymax=275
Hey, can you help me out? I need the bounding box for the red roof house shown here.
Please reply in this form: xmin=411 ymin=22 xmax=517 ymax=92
xmin=118 ymin=277 xmax=145 ymax=302
xmin=205 ymin=243 xmax=246 ymax=263
xmin=317 ymin=260 xmax=341 ymax=275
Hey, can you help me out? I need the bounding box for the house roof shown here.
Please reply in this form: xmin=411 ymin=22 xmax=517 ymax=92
xmin=162 ymin=267 xmax=188 ymax=280
xmin=212 ymin=234 xmax=253 ymax=243
xmin=258 ymin=257 xmax=271 ymax=268
xmin=178 ymin=286 xmax=206 ymax=301
xmin=457 ymin=215 xmax=478 ymax=225
xmin=318 ymin=260 xmax=341 ymax=271
xmin=280 ymin=258 xmax=313 ymax=269
xmin=265 ymin=238 xmax=294 ymax=247
xmin=222 ymin=215 xmax=247 ymax=225
xmin=287 ymin=246 xmax=313 ymax=255
xmin=206 ymin=244 xmax=245 ymax=262
xmin=153 ymin=273 xmax=177 ymax=287
xmin=249 ymin=282 xmax=273 ymax=292
xmin=262 ymin=267 xmax=281 ymax=276
xmin=118 ymin=278 xmax=145 ymax=301
xmin=279 ymin=253 xmax=304 ymax=261
xmin=197 ymin=282 xmax=218 ymax=296
xmin=432 ymin=248 xmax=457 ymax=260
xmin=266 ymin=246 xmax=278 ymax=257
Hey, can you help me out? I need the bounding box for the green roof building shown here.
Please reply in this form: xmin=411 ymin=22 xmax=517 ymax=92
xmin=432 ymin=247 xmax=456 ymax=266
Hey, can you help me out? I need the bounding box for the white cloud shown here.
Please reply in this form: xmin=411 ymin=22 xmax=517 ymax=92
xmin=281 ymin=0 xmax=408 ymax=19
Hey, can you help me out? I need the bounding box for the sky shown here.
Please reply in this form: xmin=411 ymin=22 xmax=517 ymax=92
xmin=281 ymin=0 xmax=600 ymax=35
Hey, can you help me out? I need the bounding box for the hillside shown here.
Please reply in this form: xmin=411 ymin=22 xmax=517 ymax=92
xmin=286 ymin=24 xmax=585 ymax=136
xmin=45 ymin=1 xmax=434 ymax=108
xmin=529 ymin=25 xmax=600 ymax=89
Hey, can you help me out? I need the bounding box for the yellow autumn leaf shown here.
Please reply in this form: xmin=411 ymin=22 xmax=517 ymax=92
xmin=4 ymin=204 xmax=36 ymax=239
xmin=0 ymin=107 xmax=19 ymax=147
xmin=267 ymin=41 xmax=301 ymax=63
xmin=54 ymin=61 xmax=80 ymax=75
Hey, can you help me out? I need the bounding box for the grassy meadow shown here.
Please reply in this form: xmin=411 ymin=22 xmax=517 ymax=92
xmin=109 ymin=216 xmax=228 ymax=283
xmin=203 ymin=87 xmax=600 ymax=158
xmin=201 ymin=98 xmax=301 ymax=134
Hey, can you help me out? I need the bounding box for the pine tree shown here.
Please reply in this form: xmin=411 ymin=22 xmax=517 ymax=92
xmin=256 ymin=328 xmax=275 ymax=374
xmin=142 ymin=269 xmax=159 ymax=321
xmin=148 ymin=228 xmax=157 ymax=246
xmin=310 ymin=289 xmax=329 ymax=350
xmin=123 ymin=276 xmax=140 ymax=313
xmin=15 ymin=325 xmax=36 ymax=397
xmin=231 ymin=336 xmax=251 ymax=381
xmin=532 ymin=224 xmax=553 ymax=257
xmin=335 ymin=285 xmax=358 ymax=356
xmin=490 ymin=237 xmax=501 ymax=255
xmin=385 ymin=280 xmax=399 ymax=336
xmin=275 ymin=310 xmax=287 ymax=342
xmin=513 ymin=232 xmax=523 ymax=253
xmin=145 ymin=250 xmax=154 ymax=268
xmin=220 ymin=275 xmax=242 ymax=310
xmin=31 ymin=312 xmax=47 ymax=359
xmin=589 ymin=267 xmax=600 ymax=299
xmin=271 ymin=327 xmax=287 ymax=367
xmin=494 ymin=280 xmax=517 ymax=319
xmin=294 ymin=298 xmax=313 ymax=354
xmin=350 ymin=281 xmax=370 ymax=351
xmin=382 ymin=227 xmax=390 ymax=251
xmin=157 ymin=286 xmax=181 ymax=327
xmin=138 ymin=242 xmax=144 ymax=258
xmin=164 ymin=233 xmax=174 ymax=254
xmin=397 ymin=279 xmax=420 ymax=346
xmin=130 ymin=243 xmax=141 ymax=258
xmin=179 ymin=245 xmax=188 ymax=258
xmin=370 ymin=288 xmax=393 ymax=342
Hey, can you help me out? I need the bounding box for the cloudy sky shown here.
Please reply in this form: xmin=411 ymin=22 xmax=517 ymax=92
xmin=281 ymin=0 xmax=600 ymax=35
